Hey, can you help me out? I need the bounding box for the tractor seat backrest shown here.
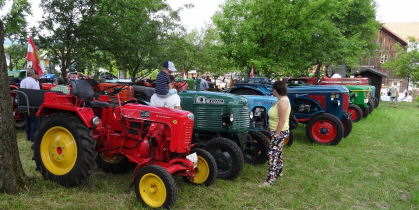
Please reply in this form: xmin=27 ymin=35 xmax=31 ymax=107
xmin=15 ymin=88 xmax=61 ymax=114
xmin=69 ymin=80 xmax=95 ymax=101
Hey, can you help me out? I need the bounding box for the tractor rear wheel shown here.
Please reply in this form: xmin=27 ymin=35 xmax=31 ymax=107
xmin=341 ymin=117 xmax=352 ymax=138
xmin=32 ymin=113 xmax=97 ymax=187
xmin=361 ymin=106 xmax=369 ymax=118
xmin=347 ymin=104 xmax=362 ymax=122
xmin=205 ymin=138 xmax=244 ymax=180
xmin=135 ymin=165 xmax=176 ymax=208
xmin=305 ymin=113 xmax=344 ymax=145
xmin=244 ymin=131 xmax=270 ymax=164
xmin=185 ymin=148 xmax=217 ymax=186
xmin=96 ymin=153 xmax=134 ymax=173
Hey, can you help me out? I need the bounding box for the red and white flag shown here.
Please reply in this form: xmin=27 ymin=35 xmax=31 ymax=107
xmin=181 ymin=65 xmax=187 ymax=80
xmin=250 ymin=64 xmax=255 ymax=78
xmin=26 ymin=37 xmax=44 ymax=76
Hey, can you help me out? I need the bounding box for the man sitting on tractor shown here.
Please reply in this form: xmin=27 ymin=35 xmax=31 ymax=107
xmin=150 ymin=61 xmax=180 ymax=108
xmin=151 ymin=75 xmax=181 ymax=110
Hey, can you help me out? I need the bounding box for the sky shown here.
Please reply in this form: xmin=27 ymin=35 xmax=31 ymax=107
xmin=1 ymin=0 xmax=419 ymax=32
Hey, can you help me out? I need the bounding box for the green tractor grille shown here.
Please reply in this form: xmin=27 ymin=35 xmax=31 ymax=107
xmin=231 ymin=107 xmax=250 ymax=130
xmin=195 ymin=106 xmax=224 ymax=130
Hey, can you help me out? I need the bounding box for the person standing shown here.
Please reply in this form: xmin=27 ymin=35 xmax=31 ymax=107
xmin=389 ymin=83 xmax=398 ymax=108
xmin=260 ymin=80 xmax=291 ymax=187
xmin=19 ymin=69 xmax=40 ymax=142
xmin=198 ymin=76 xmax=209 ymax=91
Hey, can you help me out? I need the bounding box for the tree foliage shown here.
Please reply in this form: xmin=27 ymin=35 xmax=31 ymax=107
xmin=212 ymin=0 xmax=379 ymax=77
xmin=37 ymin=0 xmax=97 ymax=78
xmin=80 ymin=0 xmax=181 ymax=80
xmin=383 ymin=40 xmax=419 ymax=85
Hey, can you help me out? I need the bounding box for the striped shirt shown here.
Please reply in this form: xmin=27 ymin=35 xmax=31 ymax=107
xmin=155 ymin=71 xmax=170 ymax=96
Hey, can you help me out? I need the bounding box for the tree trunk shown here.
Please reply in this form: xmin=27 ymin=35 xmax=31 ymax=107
xmin=0 ymin=20 xmax=26 ymax=194
xmin=315 ymin=63 xmax=322 ymax=79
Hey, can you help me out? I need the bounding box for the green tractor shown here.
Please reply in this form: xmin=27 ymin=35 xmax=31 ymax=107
xmin=346 ymin=85 xmax=372 ymax=122
xmin=179 ymin=90 xmax=270 ymax=179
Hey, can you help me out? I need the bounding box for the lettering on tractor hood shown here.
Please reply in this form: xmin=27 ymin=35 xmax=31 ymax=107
xmin=196 ymin=96 xmax=225 ymax=104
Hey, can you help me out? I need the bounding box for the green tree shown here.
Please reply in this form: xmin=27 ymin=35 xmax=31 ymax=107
xmin=0 ymin=0 xmax=30 ymax=194
xmin=212 ymin=0 xmax=379 ymax=77
xmin=80 ymin=0 xmax=180 ymax=80
xmin=37 ymin=0 xmax=97 ymax=79
xmin=5 ymin=43 xmax=26 ymax=70
xmin=383 ymin=41 xmax=419 ymax=90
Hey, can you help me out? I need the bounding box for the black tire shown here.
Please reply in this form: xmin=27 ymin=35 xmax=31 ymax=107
xmin=368 ymin=100 xmax=374 ymax=113
xmin=96 ymin=153 xmax=134 ymax=173
xmin=374 ymin=97 xmax=379 ymax=108
xmin=204 ymin=138 xmax=244 ymax=179
xmin=348 ymin=104 xmax=363 ymax=122
xmin=341 ymin=117 xmax=353 ymax=138
xmin=305 ymin=113 xmax=344 ymax=145
xmin=244 ymin=131 xmax=270 ymax=164
xmin=230 ymin=88 xmax=263 ymax=95
xmin=284 ymin=130 xmax=294 ymax=147
xmin=361 ymin=106 xmax=369 ymax=118
xmin=135 ymin=165 xmax=176 ymax=208
xmin=260 ymin=130 xmax=271 ymax=139
xmin=184 ymin=148 xmax=217 ymax=186
xmin=14 ymin=112 xmax=26 ymax=128
xmin=32 ymin=113 xmax=97 ymax=187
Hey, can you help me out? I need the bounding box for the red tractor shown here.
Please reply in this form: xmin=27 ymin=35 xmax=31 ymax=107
xmin=17 ymin=80 xmax=217 ymax=208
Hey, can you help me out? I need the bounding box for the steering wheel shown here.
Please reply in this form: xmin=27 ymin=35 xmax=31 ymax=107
xmin=100 ymin=84 xmax=128 ymax=96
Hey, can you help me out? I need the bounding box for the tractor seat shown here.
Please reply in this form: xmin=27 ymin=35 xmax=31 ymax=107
xmin=69 ymin=80 xmax=112 ymax=108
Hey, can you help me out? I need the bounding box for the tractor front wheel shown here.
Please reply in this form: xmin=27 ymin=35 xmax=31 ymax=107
xmin=135 ymin=165 xmax=176 ymax=208
xmin=368 ymin=101 xmax=374 ymax=113
xmin=361 ymin=106 xmax=369 ymax=118
xmin=305 ymin=113 xmax=344 ymax=145
xmin=185 ymin=148 xmax=217 ymax=186
xmin=32 ymin=113 xmax=97 ymax=187
xmin=96 ymin=153 xmax=134 ymax=173
xmin=347 ymin=104 xmax=362 ymax=122
xmin=205 ymin=138 xmax=244 ymax=180
xmin=244 ymin=131 xmax=270 ymax=164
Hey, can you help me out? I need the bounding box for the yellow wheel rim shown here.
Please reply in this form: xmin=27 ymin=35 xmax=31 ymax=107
xmin=192 ymin=156 xmax=209 ymax=184
xmin=40 ymin=126 xmax=78 ymax=175
xmin=139 ymin=173 xmax=167 ymax=208
xmin=99 ymin=153 xmax=124 ymax=164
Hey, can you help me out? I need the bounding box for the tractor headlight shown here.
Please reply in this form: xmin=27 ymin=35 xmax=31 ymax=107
xmin=91 ymin=116 xmax=100 ymax=126
xmin=249 ymin=111 xmax=254 ymax=119
xmin=254 ymin=107 xmax=264 ymax=117
xmin=187 ymin=113 xmax=194 ymax=120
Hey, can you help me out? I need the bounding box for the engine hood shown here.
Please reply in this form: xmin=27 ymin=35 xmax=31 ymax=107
xmin=179 ymin=90 xmax=248 ymax=106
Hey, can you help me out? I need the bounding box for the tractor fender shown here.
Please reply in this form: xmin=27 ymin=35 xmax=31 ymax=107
xmin=36 ymin=105 xmax=96 ymax=128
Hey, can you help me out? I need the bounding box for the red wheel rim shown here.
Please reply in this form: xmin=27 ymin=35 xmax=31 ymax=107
xmin=311 ymin=120 xmax=337 ymax=143
xmin=348 ymin=108 xmax=358 ymax=121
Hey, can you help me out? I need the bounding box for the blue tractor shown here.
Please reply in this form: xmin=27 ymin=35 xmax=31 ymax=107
xmin=229 ymin=79 xmax=352 ymax=145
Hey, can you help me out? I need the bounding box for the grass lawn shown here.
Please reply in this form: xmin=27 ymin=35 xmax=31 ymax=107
xmin=1 ymin=101 xmax=418 ymax=209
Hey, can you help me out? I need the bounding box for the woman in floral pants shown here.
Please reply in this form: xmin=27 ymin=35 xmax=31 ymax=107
xmin=260 ymin=80 xmax=291 ymax=187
